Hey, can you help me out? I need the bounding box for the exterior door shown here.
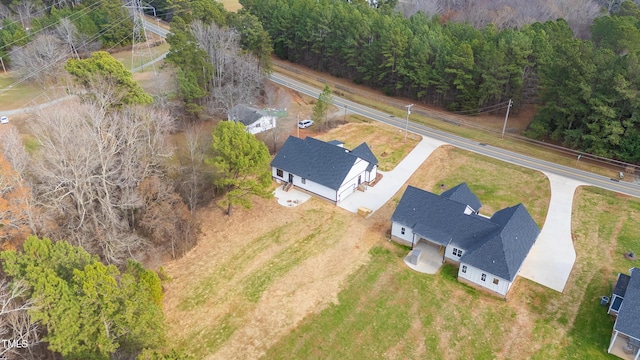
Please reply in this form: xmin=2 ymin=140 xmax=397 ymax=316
xmin=288 ymin=173 xmax=294 ymax=183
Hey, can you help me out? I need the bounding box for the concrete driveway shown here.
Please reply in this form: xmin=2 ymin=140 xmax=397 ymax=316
xmin=519 ymin=173 xmax=585 ymax=292
xmin=338 ymin=137 xmax=446 ymax=214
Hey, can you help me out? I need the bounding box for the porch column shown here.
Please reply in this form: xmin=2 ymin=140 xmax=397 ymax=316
xmin=608 ymin=330 xmax=618 ymax=353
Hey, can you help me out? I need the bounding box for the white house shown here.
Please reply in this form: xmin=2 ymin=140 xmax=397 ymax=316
xmin=270 ymin=136 xmax=378 ymax=203
xmin=228 ymin=104 xmax=276 ymax=135
xmin=608 ymin=268 xmax=640 ymax=360
xmin=390 ymin=184 xmax=540 ymax=298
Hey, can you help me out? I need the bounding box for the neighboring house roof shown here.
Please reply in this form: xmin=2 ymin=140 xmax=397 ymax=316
xmin=391 ymin=185 xmax=540 ymax=281
xmin=390 ymin=185 xmax=498 ymax=247
xmin=441 ymin=183 xmax=482 ymax=212
xmin=614 ymin=273 xmax=631 ymax=297
xmin=461 ymin=204 xmax=540 ymax=281
xmin=228 ymin=104 xmax=270 ymax=126
xmin=350 ymin=142 xmax=378 ymax=172
xmin=615 ymin=268 xmax=640 ymax=340
xmin=271 ymin=136 xmax=373 ymax=190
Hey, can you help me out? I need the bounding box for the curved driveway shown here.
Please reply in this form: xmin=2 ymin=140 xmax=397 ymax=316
xmin=268 ymin=73 xmax=634 ymax=293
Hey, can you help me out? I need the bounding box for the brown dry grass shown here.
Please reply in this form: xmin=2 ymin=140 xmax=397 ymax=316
xmin=162 ymin=195 xmax=393 ymax=359
xmin=315 ymin=122 xmax=421 ymax=171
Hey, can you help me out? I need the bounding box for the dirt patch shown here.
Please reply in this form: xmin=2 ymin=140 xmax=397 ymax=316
xmin=162 ymin=194 xmax=391 ymax=359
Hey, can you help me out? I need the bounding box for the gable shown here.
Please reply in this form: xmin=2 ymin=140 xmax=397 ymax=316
xmin=441 ymin=182 xmax=482 ymax=212
xmin=461 ymin=204 xmax=540 ymax=281
xmin=350 ymin=142 xmax=378 ymax=172
xmin=271 ymin=136 xmax=369 ymax=190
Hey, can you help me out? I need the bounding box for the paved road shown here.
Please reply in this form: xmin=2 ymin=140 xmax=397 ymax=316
xmin=269 ymin=72 xmax=640 ymax=198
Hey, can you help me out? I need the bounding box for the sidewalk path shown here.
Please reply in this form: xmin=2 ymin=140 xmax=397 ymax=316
xmin=519 ymin=173 xmax=585 ymax=292
xmin=338 ymin=137 xmax=446 ymax=214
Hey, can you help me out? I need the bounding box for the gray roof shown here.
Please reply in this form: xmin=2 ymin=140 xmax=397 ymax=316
xmin=390 ymin=186 xmax=499 ymax=247
xmin=461 ymin=204 xmax=540 ymax=281
xmin=327 ymin=140 xmax=344 ymax=147
xmin=350 ymin=142 xmax=378 ymax=172
xmin=270 ymin=136 xmax=373 ymax=190
xmin=615 ymin=268 xmax=640 ymax=340
xmin=614 ymin=273 xmax=631 ymax=297
xmin=228 ymin=104 xmax=269 ymax=126
xmin=441 ymin=183 xmax=482 ymax=212
xmin=391 ymin=185 xmax=540 ymax=281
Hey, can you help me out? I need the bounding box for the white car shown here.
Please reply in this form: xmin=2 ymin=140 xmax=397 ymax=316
xmin=0 ymin=116 xmax=8 ymax=124
xmin=298 ymin=119 xmax=313 ymax=129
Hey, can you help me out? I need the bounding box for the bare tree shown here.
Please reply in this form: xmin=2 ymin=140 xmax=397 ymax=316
xmin=54 ymin=18 xmax=81 ymax=59
xmin=0 ymin=279 xmax=41 ymax=360
xmin=176 ymin=124 xmax=212 ymax=212
xmin=27 ymin=100 xmax=176 ymax=264
xmin=191 ymin=20 xmax=265 ymax=116
xmin=10 ymin=33 xmax=70 ymax=88
xmin=263 ymin=82 xmax=292 ymax=153
xmin=9 ymin=0 xmax=41 ymax=28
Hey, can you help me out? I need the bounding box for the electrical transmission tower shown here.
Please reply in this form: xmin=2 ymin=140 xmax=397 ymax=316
xmin=126 ymin=0 xmax=156 ymax=75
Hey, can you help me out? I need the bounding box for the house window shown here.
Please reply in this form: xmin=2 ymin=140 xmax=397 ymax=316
xmin=462 ymin=265 xmax=467 ymax=273
xmin=452 ymin=248 xmax=462 ymax=257
xmin=481 ymin=273 xmax=486 ymax=281
xmin=401 ymin=227 xmax=405 ymax=235
xmin=276 ymin=169 xmax=283 ymax=177
xmin=493 ymin=278 xmax=499 ymax=285
xmin=302 ymin=178 xmax=306 ymax=184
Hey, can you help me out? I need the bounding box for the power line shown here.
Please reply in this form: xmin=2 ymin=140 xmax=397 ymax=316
xmin=0 ymin=14 xmax=133 ymax=94
xmin=0 ymin=0 xmax=107 ymax=54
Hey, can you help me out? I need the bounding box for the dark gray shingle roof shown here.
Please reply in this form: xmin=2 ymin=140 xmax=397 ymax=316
xmin=441 ymin=182 xmax=482 ymax=212
xmin=228 ymin=104 xmax=268 ymax=126
xmin=391 ymin=186 xmax=499 ymax=247
xmin=270 ymin=136 xmax=371 ymax=190
xmin=461 ymin=204 xmax=540 ymax=281
xmin=350 ymin=142 xmax=378 ymax=172
xmin=615 ymin=268 xmax=640 ymax=340
xmin=391 ymin=185 xmax=539 ymax=281
xmin=614 ymin=273 xmax=631 ymax=297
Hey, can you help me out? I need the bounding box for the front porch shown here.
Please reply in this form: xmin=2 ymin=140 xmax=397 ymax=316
xmin=609 ymin=331 xmax=640 ymax=360
xmin=404 ymin=241 xmax=444 ymax=274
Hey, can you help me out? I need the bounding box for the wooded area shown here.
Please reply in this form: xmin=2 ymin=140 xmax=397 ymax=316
xmin=240 ymin=0 xmax=640 ymax=162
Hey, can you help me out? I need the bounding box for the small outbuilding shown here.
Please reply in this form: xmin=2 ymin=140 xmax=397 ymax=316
xmin=228 ymin=104 xmax=276 ymax=135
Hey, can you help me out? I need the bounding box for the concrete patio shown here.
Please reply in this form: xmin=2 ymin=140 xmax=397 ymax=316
xmin=404 ymin=241 xmax=443 ymax=274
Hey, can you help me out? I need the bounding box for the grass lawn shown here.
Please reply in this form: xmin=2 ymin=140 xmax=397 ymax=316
xmin=315 ymin=122 xmax=421 ymax=171
xmin=111 ymin=42 xmax=170 ymax=72
xmin=220 ymin=0 xmax=242 ymax=12
xmin=0 ymin=73 xmax=66 ymax=112
xmin=263 ymin=185 xmax=640 ymax=359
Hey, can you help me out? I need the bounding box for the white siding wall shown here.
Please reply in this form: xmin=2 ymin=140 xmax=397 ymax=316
xmin=391 ymin=222 xmax=414 ymax=247
xmin=272 ymin=167 xmax=338 ymax=201
xmin=444 ymin=245 xmax=465 ymax=263
xmin=246 ymin=116 xmax=276 ymax=135
xmin=336 ymin=159 xmax=369 ymax=202
xmin=458 ymin=263 xmax=511 ymax=296
xmin=366 ymin=166 xmax=378 ymax=183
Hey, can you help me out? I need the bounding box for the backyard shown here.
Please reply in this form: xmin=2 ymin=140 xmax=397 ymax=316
xmin=157 ymin=132 xmax=640 ymax=360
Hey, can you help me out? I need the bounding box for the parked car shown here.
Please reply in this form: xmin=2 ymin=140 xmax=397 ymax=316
xmin=298 ymin=119 xmax=313 ymax=128
xmin=0 ymin=116 xmax=8 ymax=124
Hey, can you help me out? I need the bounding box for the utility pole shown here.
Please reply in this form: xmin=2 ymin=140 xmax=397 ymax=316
xmin=126 ymin=0 xmax=156 ymax=76
xmin=501 ymin=99 xmax=513 ymax=139
xmin=404 ymin=104 xmax=414 ymax=143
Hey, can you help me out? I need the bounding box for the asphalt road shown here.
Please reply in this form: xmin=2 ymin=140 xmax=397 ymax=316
xmin=269 ymin=72 xmax=640 ymax=198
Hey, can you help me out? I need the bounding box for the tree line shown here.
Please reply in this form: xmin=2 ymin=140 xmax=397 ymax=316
xmin=241 ymin=0 xmax=640 ymax=162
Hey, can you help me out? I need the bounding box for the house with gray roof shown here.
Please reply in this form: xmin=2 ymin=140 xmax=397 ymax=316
xmin=271 ymin=136 xmax=378 ymax=203
xmin=228 ymin=104 xmax=276 ymax=135
xmin=391 ymin=184 xmax=540 ymax=298
xmin=608 ymin=268 xmax=640 ymax=360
